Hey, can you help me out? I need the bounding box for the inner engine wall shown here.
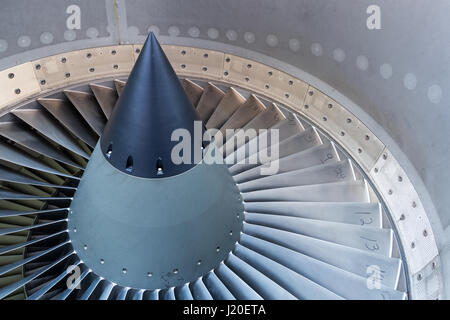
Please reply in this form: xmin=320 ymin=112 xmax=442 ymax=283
xmin=0 ymin=0 xmax=449 ymax=297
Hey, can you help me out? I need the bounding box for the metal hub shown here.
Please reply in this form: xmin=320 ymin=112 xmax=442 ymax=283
xmin=68 ymin=33 xmax=244 ymax=289
xmin=68 ymin=144 xmax=244 ymax=289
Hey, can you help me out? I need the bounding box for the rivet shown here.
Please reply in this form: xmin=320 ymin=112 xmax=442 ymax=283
xmin=400 ymin=214 xmax=406 ymax=221
xmin=111 ymin=50 xmax=117 ymax=55
xmin=197 ymin=260 xmax=202 ymax=265
xmin=40 ymin=79 xmax=46 ymax=85
xmin=14 ymin=88 xmax=21 ymax=94
xmin=181 ymin=50 xmax=186 ymax=55
xmin=61 ymin=57 xmax=66 ymax=63
xmin=122 ymin=268 xmax=127 ymax=274
xmin=383 ymin=153 xmax=387 ymax=160
xmin=308 ymin=90 xmax=314 ymax=96
xmin=83 ymin=244 xmax=87 ymax=250
xmin=113 ymin=64 xmax=118 ymax=69
xmin=147 ymin=272 xmax=153 ymax=277
xmin=245 ymin=76 xmax=249 ymax=82
xmin=417 ymin=273 xmax=422 ymax=281
xmin=285 ymin=93 xmax=290 ymax=98
xmin=225 ymin=57 xmax=231 ymax=63
xmin=86 ymin=53 xmax=92 ymax=58
xmin=328 ymin=103 xmax=333 ymax=109
xmin=224 ymin=71 xmax=229 ymax=76
xmin=268 ymin=71 xmax=273 ymax=76
xmin=135 ymin=48 xmax=141 ymax=54
xmin=100 ymin=259 xmax=105 ymax=264
xmin=35 ymin=64 xmax=41 ymax=70
xmin=8 ymin=73 xmax=14 ymax=79
xmin=216 ymin=246 xmax=220 ymax=252
xmin=229 ymin=231 xmax=233 ymax=236
xmin=247 ymin=63 xmax=252 ymax=69
xmin=288 ymin=80 xmax=294 ymax=85
xmin=322 ymin=116 xmax=327 ymax=121
xmin=346 ymin=118 xmax=352 ymax=123
xmin=73 ymin=227 xmax=77 ymax=232
xmin=388 ymin=189 xmax=393 ymax=195
xmin=203 ymin=53 xmax=208 ymax=58
xmin=173 ymin=269 xmax=179 ymax=274
xmin=358 ymin=148 xmax=363 ymax=154
xmin=181 ymin=64 xmax=186 ymax=69
xmin=423 ymin=230 xmax=428 ymax=237
xmin=365 ymin=135 xmax=370 ymax=141
xmin=340 ymin=131 xmax=345 ymax=136
xmin=304 ymin=104 xmax=309 ymax=109
xmin=65 ymin=72 xmax=70 ymax=78
xmin=89 ymin=67 xmax=95 ymax=72
xmin=411 ymin=242 xmax=416 ymax=249
xmin=432 ymin=262 xmax=437 ymax=270
xmin=202 ymin=66 xmax=207 ymax=72
xmin=265 ymin=84 xmax=270 ymax=89
xmin=374 ymin=167 xmax=379 ymax=173
xmin=412 ymin=201 xmax=417 ymax=208
xmin=398 ymin=176 xmax=403 ymax=182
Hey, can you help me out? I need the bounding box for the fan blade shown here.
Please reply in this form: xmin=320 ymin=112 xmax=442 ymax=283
xmin=196 ymin=83 xmax=225 ymax=122
xmin=183 ymin=79 xmax=203 ymax=107
xmin=38 ymin=98 xmax=97 ymax=148
xmin=64 ymin=90 xmax=106 ymax=136
xmin=90 ymin=83 xmax=118 ymax=119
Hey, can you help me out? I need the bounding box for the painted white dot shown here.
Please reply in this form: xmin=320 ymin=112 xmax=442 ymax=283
xmin=40 ymin=32 xmax=54 ymax=45
xmin=17 ymin=35 xmax=31 ymax=48
xmin=266 ymin=34 xmax=278 ymax=47
xmin=403 ymin=73 xmax=417 ymax=90
xmin=226 ymin=30 xmax=238 ymax=41
xmin=356 ymin=55 xmax=369 ymax=71
xmin=288 ymin=38 xmax=300 ymax=52
xmin=379 ymin=63 xmax=393 ymax=79
xmin=127 ymin=26 xmax=140 ymax=37
xmin=332 ymin=48 xmax=346 ymax=62
xmin=168 ymin=26 xmax=180 ymax=37
xmin=147 ymin=25 xmax=160 ymax=36
xmin=427 ymin=84 xmax=442 ymax=104
xmin=244 ymin=32 xmax=255 ymax=43
xmin=207 ymin=28 xmax=219 ymax=39
xmin=188 ymin=27 xmax=200 ymax=38
xmin=64 ymin=30 xmax=77 ymax=41
xmin=86 ymin=27 xmax=99 ymax=39
xmin=0 ymin=39 xmax=8 ymax=53
xmin=310 ymin=43 xmax=323 ymax=56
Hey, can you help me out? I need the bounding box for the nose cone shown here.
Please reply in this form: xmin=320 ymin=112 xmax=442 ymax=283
xmin=100 ymin=33 xmax=202 ymax=178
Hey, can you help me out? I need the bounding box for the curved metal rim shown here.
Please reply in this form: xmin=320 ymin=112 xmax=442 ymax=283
xmin=0 ymin=44 xmax=442 ymax=299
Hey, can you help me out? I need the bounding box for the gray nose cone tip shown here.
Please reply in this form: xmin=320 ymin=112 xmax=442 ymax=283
xmin=100 ymin=32 xmax=202 ymax=179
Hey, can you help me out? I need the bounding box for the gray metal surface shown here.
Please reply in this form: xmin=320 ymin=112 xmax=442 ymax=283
xmin=12 ymin=109 xmax=90 ymax=158
xmin=64 ymin=90 xmax=106 ymax=135
xmin=237 ymin=159 xmax=355 ymax=192
xmin=233 ymin=142 xmax=339 ymax=183
xmin=244 ymin=213 xmax=393 ymax=255
xmin=0 ymin=140 xmax=78 ymax=179
xmin=242 ymin=180 xmax=370 ymax=203
xmin=0 ymin=4 xmax=448 ymax=298
xmin=0 ymin=121 xmax=82 ymax=169
xmin=68 ymin=144 xmax=244 ymax=289
xmin=89 ymin=83 xmax=117 ymax=119
xmin=38 ymin=98 xmax=98 ymax=148
xmin=241 ymin=226 xmax=401 ymax=289
xmin=244 ymin=201 xmax=382 ymax=227
xmin=240 ymin=233 xmax=405 ymax=299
